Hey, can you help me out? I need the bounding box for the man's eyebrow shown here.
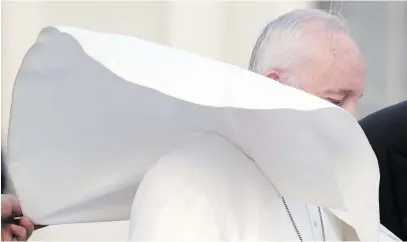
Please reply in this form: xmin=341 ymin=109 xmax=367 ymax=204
xmin=339 ymin=89 xmax=364 ymax=97
xmin=338 ymin=88 xmax=352 ymax=94
xmin=329 ymin=89 xmax=364 ymax=98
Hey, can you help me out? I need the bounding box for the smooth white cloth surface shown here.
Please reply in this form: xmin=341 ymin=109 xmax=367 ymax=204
xmin=5 ymin=26 xmax=388 ymax=240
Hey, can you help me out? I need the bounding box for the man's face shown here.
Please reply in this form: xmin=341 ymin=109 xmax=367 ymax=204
xmin=268 ymin=26 xmax=366 ymax=117
xmin=298 ymin=31 xmax=366 ymax=117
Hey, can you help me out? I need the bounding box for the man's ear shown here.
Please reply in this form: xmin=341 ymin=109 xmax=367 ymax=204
xmin=266 ymin=70 xmax=281 ymax=82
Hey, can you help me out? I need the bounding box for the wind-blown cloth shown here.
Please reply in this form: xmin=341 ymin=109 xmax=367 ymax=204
xmin=7 ymin=26 xmax=381 ymax=240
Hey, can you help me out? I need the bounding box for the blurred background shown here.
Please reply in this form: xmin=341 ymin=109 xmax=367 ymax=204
xmin=1 ymin=1 xmax=406 ymax=240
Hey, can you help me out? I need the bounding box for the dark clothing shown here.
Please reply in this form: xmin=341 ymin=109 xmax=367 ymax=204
xmin=359 ymin=101 xmax=407 ymax=241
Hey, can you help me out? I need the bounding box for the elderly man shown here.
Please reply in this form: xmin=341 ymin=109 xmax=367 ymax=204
xmin=248 ymin=9 xmax=365 ymax=115
xmin=129 ymin=9 xmax=395 ymax=241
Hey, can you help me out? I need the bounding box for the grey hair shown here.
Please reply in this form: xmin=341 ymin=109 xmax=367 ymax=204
xmin=248 ymin=9 xmax=349 ymax=77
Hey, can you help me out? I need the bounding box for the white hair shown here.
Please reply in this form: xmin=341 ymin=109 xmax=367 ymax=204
xmin=248 ymin=9 xmax=349 ymax=79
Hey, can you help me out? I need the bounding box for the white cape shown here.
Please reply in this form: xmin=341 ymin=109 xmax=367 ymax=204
xmin=6 ymin=26 xmax=383 ymax=240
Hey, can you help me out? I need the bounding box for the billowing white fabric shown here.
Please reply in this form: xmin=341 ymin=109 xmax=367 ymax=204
xmin=6 ymin=26 xmax=383 ymax=240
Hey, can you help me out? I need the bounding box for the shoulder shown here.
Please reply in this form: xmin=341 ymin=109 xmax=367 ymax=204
xmin=143 ymin=132 xmax=255 ymax=185
xmin=359 ymin=101 xmax=407 ymax=151
xmin=130 ymin=133 xmax=283 ymax=240
xmin=132 ymin=131 xmax=275 ymax=215
xmin=130 ymin=133 xmax=250 ymax=240
xmin=135 ymin=133 xmax=258 ymax=202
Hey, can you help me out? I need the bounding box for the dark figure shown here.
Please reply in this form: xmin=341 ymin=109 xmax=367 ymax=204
xmin=359 ymin=101 xmax=407 ymax=241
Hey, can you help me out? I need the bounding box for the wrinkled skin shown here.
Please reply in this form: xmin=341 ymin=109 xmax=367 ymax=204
xmin=266 ymin=21 xmax=366 ymax=117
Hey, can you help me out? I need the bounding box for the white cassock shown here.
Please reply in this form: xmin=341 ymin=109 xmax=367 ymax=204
xmin=129 ymin=133 xmax=400 ymax=241
xmin=6 ymin=26 xmax=400 ymax=241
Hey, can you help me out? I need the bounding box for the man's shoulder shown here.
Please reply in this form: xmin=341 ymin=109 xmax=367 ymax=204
xmin=148 ymin=133 xmax=257 ymax=184
xmin=132 ymin=132 xmax=283 ymax=240
xmin=132 ymin=133 xmax=265 ymax=220
xmin=359 ymin=101 xmax=407 ymax=162
xmin=359 ymin=101 xmax=407 ymax=147
xmin=140 ymin=132 xmax=272 ymax=198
